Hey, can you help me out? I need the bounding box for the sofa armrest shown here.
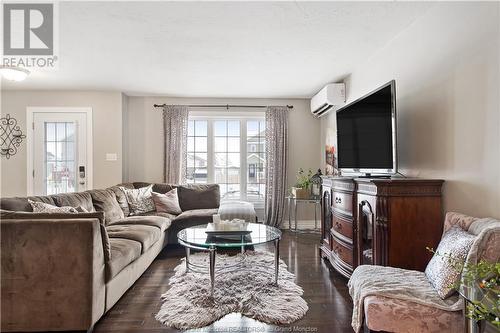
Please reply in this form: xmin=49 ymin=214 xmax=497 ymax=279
xmin=1 ymin=217 xmax=106 ymax=332
xmin=443 ymin=212 xmax=478 ymax=234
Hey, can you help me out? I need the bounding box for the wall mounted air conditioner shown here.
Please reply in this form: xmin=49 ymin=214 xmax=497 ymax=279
xmin=310 ymin=83 xmax=346 ymax=117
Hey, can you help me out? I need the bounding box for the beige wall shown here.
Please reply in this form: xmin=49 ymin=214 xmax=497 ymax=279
xmin=321 ymin=2 xmax=500 ymax=218
xmin=0 ymin=90 xmax=123 ymax=196
xmin=125 ymin=97 xmax=321 ymax=220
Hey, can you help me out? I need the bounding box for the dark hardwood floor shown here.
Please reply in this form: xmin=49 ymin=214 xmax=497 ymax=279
xmin=93 ymin=231 xmax=354 ymax=333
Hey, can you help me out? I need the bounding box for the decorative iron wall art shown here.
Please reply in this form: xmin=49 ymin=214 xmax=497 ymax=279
xmin=1 ymin=114 xmax=26 ymax=159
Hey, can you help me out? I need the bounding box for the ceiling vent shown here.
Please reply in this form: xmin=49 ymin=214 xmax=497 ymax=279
xmin=310 ymin=83 xmax=346 ymax=117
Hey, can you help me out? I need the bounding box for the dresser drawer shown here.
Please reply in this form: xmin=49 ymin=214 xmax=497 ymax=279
xmin=331 ymin=236 xmax=354 ymax=266
xmin=332 ymin=214 xmax=353 ymax=240
xmin=332 ymin=191 xmax=353 ymax=216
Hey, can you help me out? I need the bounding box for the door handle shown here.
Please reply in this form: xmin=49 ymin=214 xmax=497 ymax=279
xmin=79 ymin=166 xmax=86 ymax=178
xmin=79 ymin=166 xmax=86 ymax=186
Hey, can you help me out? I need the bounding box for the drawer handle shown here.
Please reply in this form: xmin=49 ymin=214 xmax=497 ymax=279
xmin=335 ymin=222 xmax=342 ymax=230
xmin=333 ymin=246 xmax=343 ymax=254
xmin=335 ymin=197 xmax=342 ymax=204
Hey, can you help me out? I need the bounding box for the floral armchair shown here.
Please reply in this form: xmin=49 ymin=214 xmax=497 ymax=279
xmin=348 ymin=212 xmax=500 ymax=333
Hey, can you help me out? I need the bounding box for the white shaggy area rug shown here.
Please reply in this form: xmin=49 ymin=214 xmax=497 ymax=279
xmin=156 ymin=251 xmax=308 ymax=330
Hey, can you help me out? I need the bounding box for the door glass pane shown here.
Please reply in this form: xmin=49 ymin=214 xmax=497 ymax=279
xmin=46 ymin=142 xmax=56 ymax=160
xmin=46 ymin=123 xmax=56 ymax=141
xmin=56 ymin=123 xmax=67 ymax=141
xmin=66 ymin=123 xmax=75 ymax=141
xmin=45 ymin=122 xmax=76 ymax=195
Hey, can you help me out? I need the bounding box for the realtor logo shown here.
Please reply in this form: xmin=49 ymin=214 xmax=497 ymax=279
xmin=3 ymin=3 xmax=53 ymax=55
xmin=2 ymin=2 xmax=58 ymax=68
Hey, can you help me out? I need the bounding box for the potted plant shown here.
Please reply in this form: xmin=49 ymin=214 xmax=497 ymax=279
xmin=292 ymin=168 xmax=313 ymax=199
xmin=459 ymin=261 xmax=499 ymax=332
xmin=428 ymin=248 xmax=500 ymax=332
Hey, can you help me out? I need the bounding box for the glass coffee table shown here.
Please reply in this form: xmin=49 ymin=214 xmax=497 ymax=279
xmin=177 ymin=223 xmax=282 ymax=296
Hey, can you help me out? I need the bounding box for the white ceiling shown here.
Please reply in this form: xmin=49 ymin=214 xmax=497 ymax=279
xmin=2 ymin=1 xmax=433 ymax=98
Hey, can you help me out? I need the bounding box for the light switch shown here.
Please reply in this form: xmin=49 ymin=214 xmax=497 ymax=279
xmin=106 ymin=153 xmax=118 ymax=161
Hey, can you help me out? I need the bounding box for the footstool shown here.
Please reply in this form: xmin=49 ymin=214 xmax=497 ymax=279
xmin=218 ymin=200 xmax=257 ymax=222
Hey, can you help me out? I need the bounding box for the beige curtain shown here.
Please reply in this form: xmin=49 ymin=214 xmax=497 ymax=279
xmin=265 ymin=106 xmax=289 ymax=227
xmin=163 ymin=105 xmax=189 ymax=184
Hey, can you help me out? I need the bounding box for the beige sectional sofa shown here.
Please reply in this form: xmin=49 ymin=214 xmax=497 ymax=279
xmin=0 ymin=182 xmax=220 ymax=332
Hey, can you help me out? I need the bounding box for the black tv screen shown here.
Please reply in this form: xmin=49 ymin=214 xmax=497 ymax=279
xmin=336 ymin=81 xmax=396 ymax=173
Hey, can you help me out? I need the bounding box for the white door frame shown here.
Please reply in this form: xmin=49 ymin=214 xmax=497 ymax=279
xmin=26 ymin=107 xmax=93 ymax=196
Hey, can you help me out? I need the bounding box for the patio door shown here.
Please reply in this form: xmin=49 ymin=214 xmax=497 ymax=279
xmin=28 ymin=108 xmax=93 ymax=195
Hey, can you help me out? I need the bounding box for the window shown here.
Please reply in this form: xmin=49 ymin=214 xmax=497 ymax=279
xmin=246 ymin=120 xmax=266 ymax=202
xmin=186 ymin=115 xmax=266 ymax=204
xmin=214 ymin=120 xmax=240 ymax=199
xmin=187 ymin=120 xmax=208 ymax=183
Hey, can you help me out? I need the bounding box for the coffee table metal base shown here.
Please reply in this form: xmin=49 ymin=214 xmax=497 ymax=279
xmin=178 ymin=238 xmax=280 ymax=297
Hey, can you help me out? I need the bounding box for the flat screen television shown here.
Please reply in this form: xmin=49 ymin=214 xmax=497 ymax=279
xmin=336 ymin=80 xmax=397 ymax=175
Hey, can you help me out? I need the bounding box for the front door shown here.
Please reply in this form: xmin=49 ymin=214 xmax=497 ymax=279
xmin=31 ymin=110 xmax=91 ymax=195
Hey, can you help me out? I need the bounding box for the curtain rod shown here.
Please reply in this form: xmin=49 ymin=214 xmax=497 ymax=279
xmin=153 ymin=104 xmax=293 ymax=109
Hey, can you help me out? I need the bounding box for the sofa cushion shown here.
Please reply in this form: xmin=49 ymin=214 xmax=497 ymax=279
xmin=108 ymin=215 xmax=172 ymax=232
xmin=139 ymin=211 xmax=177 ymax=221
xmin=167 ymin=208 xmax=218 ymax=244
xmin=364 ymin=295 xmax=463 ymax=333
xmin=177 ymin=184 xmax=220 ymax=211
xmin=106 ymin=238 xmax=142 ymax=280
xmin=0 ymin=196 xmax=56 ymax=212
xmin=0 ymin=210 xmax=111 ymax=262
xmin=88 ymin=189 xmax=124 ymax=225
xmin=106 ymin=224 xmax=161 ymax=253
xmin=52 ymin=192 xmax=95 ymax=213
xmin=174 ymin=208 xmax=217 ymax=224
xmin=109 ymin=184 xmax=133 ymax=217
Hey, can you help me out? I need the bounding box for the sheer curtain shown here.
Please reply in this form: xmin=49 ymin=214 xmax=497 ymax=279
xmin=163 ymin=105 xmax=189 ymax=184
xmin=265 ymin=106 xmax=289 ymax=227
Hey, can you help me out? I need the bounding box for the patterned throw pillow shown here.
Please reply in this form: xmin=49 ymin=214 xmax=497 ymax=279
xmin=28 ymin=199 xmax=79 ymax=213
xmin=425 ymin=226 xmax=475 ymax=299
xmin=152 ymin=189 xmax=182 ymax=215
xmin=120 ymin=185 xmax=155 ymax=215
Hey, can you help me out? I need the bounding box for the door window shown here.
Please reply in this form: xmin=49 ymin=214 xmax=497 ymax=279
xmin=44 ymin=122 xmax=76 ymax=194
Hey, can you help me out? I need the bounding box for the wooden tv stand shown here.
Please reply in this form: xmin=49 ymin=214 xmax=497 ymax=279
xmin=319 ymin=176 xmax=444 ymax=278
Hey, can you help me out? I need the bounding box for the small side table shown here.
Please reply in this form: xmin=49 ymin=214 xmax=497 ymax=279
xmin=286 ymin=196 xmax=321 ymax=232
xmin=459 ymin=284 xmax=498 ymax=333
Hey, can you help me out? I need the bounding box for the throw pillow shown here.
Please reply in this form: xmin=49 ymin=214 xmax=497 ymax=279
xmin=88 ymin=189 xmax=125 ymax=224
xmin=109 ymin=185 xmax=133 ymax=217
xmin=75 ymin=205 xmax=89 ymax=213
xmin=177 ymin=184 xmax=220 ymax=211
xmin=425 ymin=226 xmax=475 ymax=299
xmin=152 ymin=189 xmax=182 ymax=215
xmin=28 ymin=199 xmax=78 ymax=213
xmin=120 ymin=185 xmax=155 ymax=215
